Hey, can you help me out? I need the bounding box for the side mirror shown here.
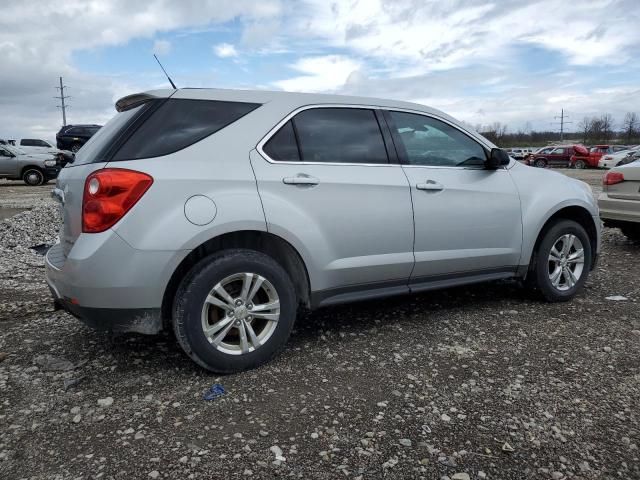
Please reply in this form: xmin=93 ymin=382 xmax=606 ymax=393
xmin=486 ymin=148 xmax=510 ymax=169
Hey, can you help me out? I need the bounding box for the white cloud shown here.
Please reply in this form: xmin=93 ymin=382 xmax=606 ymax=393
xmin=152 ymin=39 xmax=171 ymax=55
xmin=213 ymin=42 xmax=238 ymax=58
xmin=273 ymin=55 xmax=361 ymax=92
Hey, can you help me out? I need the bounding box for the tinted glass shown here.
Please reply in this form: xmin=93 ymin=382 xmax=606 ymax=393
xmin=72 ymin=103 xmax=149 ymax=166
xmin=113 ymin=99 xmax=260 ymax=161
xmin=21 ymin=139 xmax=35 ymax=146
xmin=292 ymin=108 xmax=388 ymax=164
xmin=389 ymin=111 xmax=486 ymax=167
xmin=263 ymin=120 xmax=300 ymax=161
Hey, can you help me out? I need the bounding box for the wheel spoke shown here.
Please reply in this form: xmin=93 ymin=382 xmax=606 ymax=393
xmin=239 ymin=273 xmax=254 ymax=302
xmin=204 ymin=316 xmax=234 ymax=337
xmin=213 ymin=283 xmax=235 ymax=306
xmin=549 ymin=246 xmax=562 ymax=262
xmin=568 ymin=248 xmax=584 ymax=263
xmin=211 ymin=319 xmax=236 ymax=346
xmin=244 ymin=319 xmax=260 ymax=349
xmin=247 ymin=277 xmax=265 ymax=303
xmin=205 ymin=294 xmax=234 ymax=311
xmin=251 ymin=300 xmax=280 ymax=312
xmin=566 ymin=266 xmax=577 ymax=287
xmin=562 ymin=235 xmax=574 ymax=255
xmin=550 ymin=266 xmax=563 ymax=287
xmin=238 ymin=320 xmax=249 ymax=354
xmin=250 ymin=312 xmax=279 ymax=322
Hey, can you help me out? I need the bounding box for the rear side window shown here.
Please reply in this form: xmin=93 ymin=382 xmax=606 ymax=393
xmin=112 ymin=99 xmax=260 ymax=161
xmin=263 ymin=120 xmax=300 ymax=161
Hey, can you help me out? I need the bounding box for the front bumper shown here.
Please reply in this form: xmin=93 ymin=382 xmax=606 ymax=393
xmin=45 ymin=166 xmax=61 ymax=179
xmin=45 ymin=230 xmax=188 ymax=334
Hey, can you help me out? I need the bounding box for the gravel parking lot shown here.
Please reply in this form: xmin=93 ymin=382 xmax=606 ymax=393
xmin=1 ymin=169 xmax=638 ymax=480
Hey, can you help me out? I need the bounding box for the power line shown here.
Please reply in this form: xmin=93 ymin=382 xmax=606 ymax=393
xmin=552 ymin=108 xmax=572 ymax=142
xmin=54 ymin=77 xmax=70 ymax=126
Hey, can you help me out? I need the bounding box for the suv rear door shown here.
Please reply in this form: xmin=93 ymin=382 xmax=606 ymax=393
xmin=252 ymin=106 xmax=415 ymax=303
xmin=383 ymin=110 xmax=522 ymax=285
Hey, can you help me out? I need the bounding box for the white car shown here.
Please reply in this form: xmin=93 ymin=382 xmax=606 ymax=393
xmin=16 ymin=138 xmax=73 ymax=165
xmin=599 ymin=147 xmax=640 ymax=169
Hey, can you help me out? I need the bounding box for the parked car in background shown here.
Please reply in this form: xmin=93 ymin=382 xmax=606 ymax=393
xmin=571 ymin=145 xmax=629 ymax=169
xmin=526 ymin=145 xmax=588 ymax=168
xmin=506 ymin=148 xmax=528 ymax=160
xmin=56 ymin=124 xmax=101 ymax=153
xmin=17 ymin=138 xmax=74 ymax=166
xmin=599 ymin=161 xmax=640 ymax=241
xmin=46 ymin=88 xmax=600 ymax=373
xmin=598 ymin=146 xmax=640 ymax=169
xmin=0 ymin=144 xmax=61 ymax=185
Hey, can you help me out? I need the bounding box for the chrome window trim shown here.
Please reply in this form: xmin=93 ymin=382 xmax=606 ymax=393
xmin=256 ymin=103 xmax=509 ymax=170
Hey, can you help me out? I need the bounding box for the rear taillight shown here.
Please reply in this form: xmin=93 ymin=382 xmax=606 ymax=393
xmin=82 ymin=168 xmax=153 ymax=233
xmin=603 ymin=171 xmax=624 ymax=186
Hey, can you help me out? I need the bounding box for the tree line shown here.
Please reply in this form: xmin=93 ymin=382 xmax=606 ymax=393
xmin=471 ymin=112 xmax=639 ymax=148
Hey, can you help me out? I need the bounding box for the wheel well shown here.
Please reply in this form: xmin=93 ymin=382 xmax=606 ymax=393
xmin=21 ymin=165 xmax=43 ymax=176
xmin=529 ymin=206 xmax=598 ymax=272
xmin=161 ymin=230 xmax=311 ymax=325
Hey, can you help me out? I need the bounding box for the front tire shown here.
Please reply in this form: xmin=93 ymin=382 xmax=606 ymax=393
xmin=172 ymin=249 xmax=297 ymax=373
xmin=22 ymin=168 xmax=44 ymax=186
xmin=529 ymin=220 xmax=592 ymax=302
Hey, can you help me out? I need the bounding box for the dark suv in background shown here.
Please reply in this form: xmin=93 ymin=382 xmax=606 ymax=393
xmin=56 ymin=124 xmax=102 ymax=153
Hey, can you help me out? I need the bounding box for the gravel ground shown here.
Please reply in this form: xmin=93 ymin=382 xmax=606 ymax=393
xmin=1 ymin=169 xmax=639 ymax=480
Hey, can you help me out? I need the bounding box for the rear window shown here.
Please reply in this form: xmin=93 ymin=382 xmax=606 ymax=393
xmin=112 ymin=99 xmax=260 ymax=161
xmin=263 ymin=121 xmax=300 ymax=161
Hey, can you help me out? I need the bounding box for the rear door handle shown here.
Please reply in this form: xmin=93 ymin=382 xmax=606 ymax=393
xmin=283 ymin=175 xmax=319 ymax=186
xmin=416 ymin=180 xmax=444 ymax=191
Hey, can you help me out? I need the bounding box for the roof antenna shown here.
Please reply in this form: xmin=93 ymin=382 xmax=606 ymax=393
xmin=153 ymin=54 xmax=177 ymax=90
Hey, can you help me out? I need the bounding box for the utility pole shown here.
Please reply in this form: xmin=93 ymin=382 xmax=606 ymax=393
xmin=55 ymin=77 xmax=70 ymax=126
xmin=553 ymin=108 xmax=572 ymax=143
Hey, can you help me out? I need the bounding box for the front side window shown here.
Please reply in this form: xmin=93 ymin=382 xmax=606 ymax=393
xmin=387 ymin=111 xmax=486 ymax=167
xmin=551 ymin=148 xmax=566 ymax=155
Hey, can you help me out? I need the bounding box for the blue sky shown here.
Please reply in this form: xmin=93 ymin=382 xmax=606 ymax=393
xmin=1 ymin=0 xmax=639 ymax=140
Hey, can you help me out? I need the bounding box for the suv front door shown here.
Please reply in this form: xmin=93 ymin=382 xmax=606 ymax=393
xmin=383 ymin=110 xmax=523 ymax=288
xmin=252 ymin=106 xmax=415 ymax=304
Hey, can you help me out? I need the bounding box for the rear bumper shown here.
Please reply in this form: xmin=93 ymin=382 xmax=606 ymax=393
xmin=598 ymin=192 xmax=640 ymax=224
xmin=45 ymin=231 xmax=189 ymax=334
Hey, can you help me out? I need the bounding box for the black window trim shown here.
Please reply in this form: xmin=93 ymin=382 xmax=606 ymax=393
xmin=383 ymin=109 xmax=493 ymax=170
xmin=257 ymin=104 xmax=392 ymax=166
xmin=257 ymin=104 xmax=503 ymax=169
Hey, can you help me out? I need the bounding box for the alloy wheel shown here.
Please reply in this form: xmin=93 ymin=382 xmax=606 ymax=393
xmin=547 ymin=234 xmax=585 ymax=291
xmin=201 ymin=272 xmax=280 ymax=355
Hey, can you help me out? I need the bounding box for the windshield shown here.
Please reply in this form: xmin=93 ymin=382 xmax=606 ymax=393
xmin=5 ymin=145 xmax=26 ymax=155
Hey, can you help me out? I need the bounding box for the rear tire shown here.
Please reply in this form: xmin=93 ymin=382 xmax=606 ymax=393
xmin=534 ymin=158 xmax=547 ymax=168
xmin=528 ymin=220 xmax=592 ymax=302
xmin=172 ymin=249 xmax=297 ymax=373
xmin=574 ymin=159 xmax=587 ymax=169
xmin=22 ymin=168 xmax=44 ymax=186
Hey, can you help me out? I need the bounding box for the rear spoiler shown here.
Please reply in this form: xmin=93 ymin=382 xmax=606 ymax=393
xmin=115 ymin=93 xmax=160 ymax=112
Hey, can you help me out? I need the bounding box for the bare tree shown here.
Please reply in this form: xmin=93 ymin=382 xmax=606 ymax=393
xmin=622 ymin=112 xmax=639 ymax=143
xmin=600 ymin=114 xmax=614 ymax=142
xmin=578 ymin=116 xmax=592 ymax=144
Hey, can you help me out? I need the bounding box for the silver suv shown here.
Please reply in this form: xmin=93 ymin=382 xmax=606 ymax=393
xmin=46 ymin=89 xmax=601 ymax=372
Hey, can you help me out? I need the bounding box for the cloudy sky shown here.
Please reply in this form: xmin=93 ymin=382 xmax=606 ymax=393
xmin=2 ymin=0 xmax=639 ymax=141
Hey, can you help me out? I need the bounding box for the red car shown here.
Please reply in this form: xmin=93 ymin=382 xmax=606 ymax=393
xmin=570 ymin=145 xmax=629 ymax=169
xmin=526 ymin=145 xmax=587 ymax=168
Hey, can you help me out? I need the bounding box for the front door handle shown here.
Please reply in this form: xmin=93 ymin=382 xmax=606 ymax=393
xmin=283 ymin=175 xmax=319 ymax=186
xmin=416 ymin=180 xmax=444 ymax=191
